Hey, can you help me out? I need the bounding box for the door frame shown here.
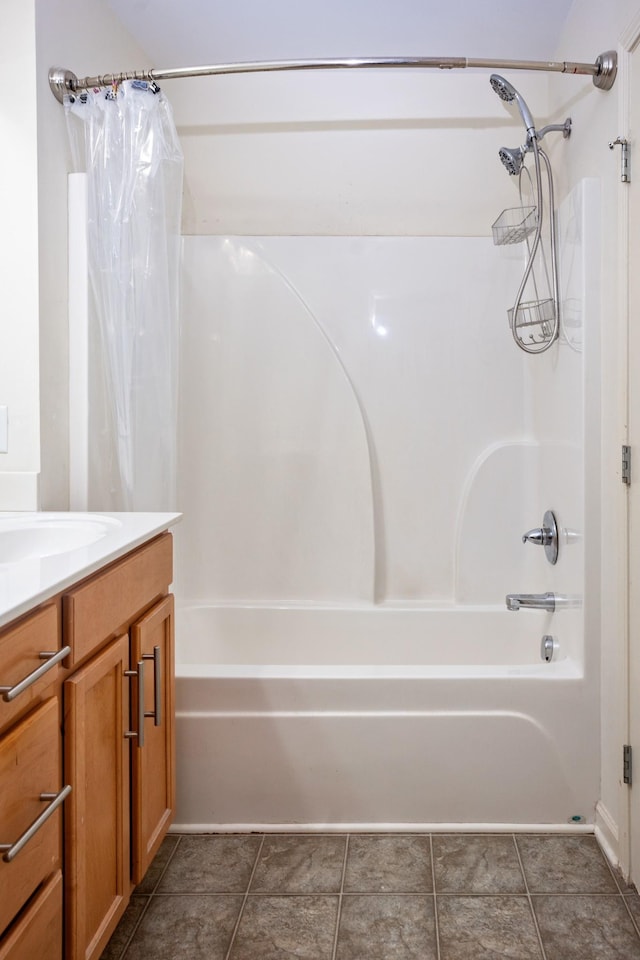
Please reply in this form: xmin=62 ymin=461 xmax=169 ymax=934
xmin=619 ymin=10 xmax=640 ymax=884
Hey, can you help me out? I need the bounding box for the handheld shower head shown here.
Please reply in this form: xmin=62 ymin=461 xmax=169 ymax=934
xmin=498 ymin=145 xmax=526 ymax=176
xmin=490 ymin=74 xmax=536 ymax=137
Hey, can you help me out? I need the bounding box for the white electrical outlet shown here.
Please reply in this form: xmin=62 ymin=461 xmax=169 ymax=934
xmin=0 ymin=407 xmax=7 ymax=453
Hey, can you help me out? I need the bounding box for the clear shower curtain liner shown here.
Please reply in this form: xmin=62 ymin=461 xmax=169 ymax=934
xmin=65 ymin=80 xmax=183 ymax=510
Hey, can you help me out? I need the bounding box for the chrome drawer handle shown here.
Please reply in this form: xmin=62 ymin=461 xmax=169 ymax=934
xmin=125 ymin=660 xmax=145 ymax=748
xmin=0 ymin=784 xmax=71 ymax=863
xmin=0 ymin=646 xmax=71 ymax=703
xmin=142 ymin=646 xmax=162 ymax=727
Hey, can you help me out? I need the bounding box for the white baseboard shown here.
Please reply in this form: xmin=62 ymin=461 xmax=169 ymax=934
xmin=169 ymin=821 xmax=595 ymax=835
xmin=595 ymin=801 xmax=620 ymax=868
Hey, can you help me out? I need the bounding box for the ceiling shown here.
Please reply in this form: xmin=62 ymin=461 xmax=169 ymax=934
xmin=105 ymin=0 xmax=577 ymax=68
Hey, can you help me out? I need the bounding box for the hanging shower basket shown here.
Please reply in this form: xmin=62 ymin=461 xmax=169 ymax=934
xmin=491 ymin=206 xmax=537 ymax=246
xmin=508 ymin=298 xmax=556 ymax=342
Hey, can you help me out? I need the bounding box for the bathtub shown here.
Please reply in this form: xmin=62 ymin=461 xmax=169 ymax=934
xmin=173 ymin=603 xmax=597 ymax=832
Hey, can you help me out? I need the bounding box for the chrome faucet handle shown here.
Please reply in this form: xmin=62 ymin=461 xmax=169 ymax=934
xmin=521 ymin=510 xmax=558 ymax=565
xmin=522 ymin=527 xmax=552 ymax=546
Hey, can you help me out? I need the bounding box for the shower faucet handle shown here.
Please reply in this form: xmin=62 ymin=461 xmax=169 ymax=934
xmin=521 ymin=510 xmax=558 ymax=565
xmin=522 ymin=527 xmax=553 ymax=546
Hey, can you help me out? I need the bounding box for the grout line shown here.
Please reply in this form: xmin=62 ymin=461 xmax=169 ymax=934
xmin=115 ymin=898 xmax=153 ymax=960
xmin=148 ymin=834 xmax=182 ymax=894
xmin=330 ymin=834 xmax=350 ymax=960
xmin=140 ymin=889 xmax=629 ymax=898
xmin=513 ymin=834 xmax=548 ymax=960
xmin=621 ymin=894 xmax=640 ymax=941
xmin=135 ymin=887 xmax=640 ymax=898
xmin=223 ymin=834 xmax=266 ymax=960
xmin=597 ymin=835 xmax=633 ymax=896
xmin=430 ymin=834 xmax=441 ymax=960
xmin=118 ymin=835 xmax=183 ymax=959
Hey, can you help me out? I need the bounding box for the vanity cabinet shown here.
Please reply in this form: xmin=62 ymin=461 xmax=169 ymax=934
xmin=0 ymin=531 xmax=175 ymax=960
xmin=63 ymin=533 xmax=174 ymax=960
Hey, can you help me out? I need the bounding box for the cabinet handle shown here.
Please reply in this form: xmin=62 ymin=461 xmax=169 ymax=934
xmin=142 ymin=645 xmax=162 ymax=727
xmin=0 ymin=646 xmax=71 ymax=703
xmin=0 ymin=784 xmax=71 ymax=863
xmin=124 ymin=660 xmax=145 ymax=748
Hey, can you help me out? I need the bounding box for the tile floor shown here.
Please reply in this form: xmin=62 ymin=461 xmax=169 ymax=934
xmin=100 ymin=833 xmax=640 ymax=960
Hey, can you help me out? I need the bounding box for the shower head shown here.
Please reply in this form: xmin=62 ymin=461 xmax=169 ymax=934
xmin=490 ymin=74 xmax=536 ymax=137
xmin=498 ymin=145 xmax=526 ymax=176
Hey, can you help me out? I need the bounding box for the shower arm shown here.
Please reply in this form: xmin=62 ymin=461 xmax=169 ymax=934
xmin=48 ymin=51 xmax=617 ymax=102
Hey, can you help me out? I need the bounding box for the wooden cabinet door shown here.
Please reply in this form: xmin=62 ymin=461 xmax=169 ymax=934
xmin=64 ymin=635 xmax=130 ymax=960
xmin=130 ymin=594 xmax=175 ymax=884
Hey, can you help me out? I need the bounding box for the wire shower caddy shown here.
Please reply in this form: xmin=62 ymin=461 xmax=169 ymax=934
xmin=492 ymin=193 xmax=558 ymax=348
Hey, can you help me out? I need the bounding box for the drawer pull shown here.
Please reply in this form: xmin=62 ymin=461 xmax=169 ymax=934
xmin=0 ymin=784 xmax=71 ymax=863
xmin=142 ymin=645 xmax=162 ymax=727
xmin=125 ymin=660 xmax=145 ymax=748
xmin=0 ymin=646 xmax=71 ymax=703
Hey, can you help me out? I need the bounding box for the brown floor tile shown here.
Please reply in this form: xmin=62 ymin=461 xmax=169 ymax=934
xmin=533 ymin=895 xmax=640 ymax=959
xmin=433 ymin=835 xmax=525 ymax=894
xmin=336 ymin=894 xmax=437 ymax=960
xmin=100 ymin=897 xmax=149 ymax=960
xmin=250 ymin=835 xmax=346 ymax=893
xmin=123 ymin=895 xmax=243 ymax=960
xmin=437 ymin=895 xmax=543 ymax=960
xmin=156 ymin=835 xmax=262 ymax=893
xmin=228 ymin=895 xmax=338 ymax=960
xmin=613 ymin=865 xmax=637 ymax=893
xmin=344 ymin=836 xmax=432 ymax=893
xmin=100 ymin=832 xmax=637 ymax=960
xmin=135 ymin=835 xmax=180 ymax=895
xmin=516 ymin=836 xmax=618 ymax=893
xmin=625 ymin=893 xmax=640 ymax=932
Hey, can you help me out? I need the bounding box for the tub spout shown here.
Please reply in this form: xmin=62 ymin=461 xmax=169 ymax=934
xmin=506 ymin=592 xmax=556 ymax=612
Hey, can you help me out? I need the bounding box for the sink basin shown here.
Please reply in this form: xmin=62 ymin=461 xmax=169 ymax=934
xmin=0 ymin=514 xmax=122 ymax=563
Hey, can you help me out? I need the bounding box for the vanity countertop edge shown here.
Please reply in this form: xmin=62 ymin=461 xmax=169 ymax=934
xmin=0 ymin=512 xmax=182 ymax=629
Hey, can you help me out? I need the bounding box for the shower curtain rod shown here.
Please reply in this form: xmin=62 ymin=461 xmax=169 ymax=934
xmin=49 ymin=49 xmax=618 ymax=102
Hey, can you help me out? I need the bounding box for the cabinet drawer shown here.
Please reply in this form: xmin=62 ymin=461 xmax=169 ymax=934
xmin=0 ymin=605 xmax=61 ymax=734
xmin=0 ymin=698 xmax=62 ymax=937
xmin=0 ymin=870 xmax=62 ymax=960
xmin=63 ymin=533 xmax=173 ymax=666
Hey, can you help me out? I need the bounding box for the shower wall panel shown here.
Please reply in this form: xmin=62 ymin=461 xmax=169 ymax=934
xmin=177 ymin=236 xmax=531 ymax=605
xmin=168 ymin=71 xmax=549 ymax=237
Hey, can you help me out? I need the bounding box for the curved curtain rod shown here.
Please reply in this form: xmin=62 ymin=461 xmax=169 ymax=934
xmin=49 ymin=50 xmax=617 ymax=102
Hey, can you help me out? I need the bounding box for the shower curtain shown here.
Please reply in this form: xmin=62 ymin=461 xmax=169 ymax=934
xmin=65 ymin=80 xmax=183 ymax=510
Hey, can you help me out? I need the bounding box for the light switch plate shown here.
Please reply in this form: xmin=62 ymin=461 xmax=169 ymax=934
xmin=0 ymin=406 xmax=7 ymax=453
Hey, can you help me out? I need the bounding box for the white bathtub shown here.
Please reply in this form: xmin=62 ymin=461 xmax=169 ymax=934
xmin=173 ymin=604 xmax=597 ymax=832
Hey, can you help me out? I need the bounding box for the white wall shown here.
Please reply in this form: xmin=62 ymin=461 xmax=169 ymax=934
xmin=167 ymin=70 xmax=550 ymax=236
xmin=34 ymin=0 xmax=151 ymax=509
xmin=0 ymin=1 xmax=40 ymax=508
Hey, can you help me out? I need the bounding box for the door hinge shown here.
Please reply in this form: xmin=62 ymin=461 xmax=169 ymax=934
xmin=622 ymin=445 xmax=631 ymax=485
xmin=624 ymin=744 xmax=633 ymax=785
xmin=609 ymin=137 xmax=631 ymax=182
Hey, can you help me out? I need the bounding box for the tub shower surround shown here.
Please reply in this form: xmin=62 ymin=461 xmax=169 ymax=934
xmin=174 ymin=181 xmax=597 ymax=829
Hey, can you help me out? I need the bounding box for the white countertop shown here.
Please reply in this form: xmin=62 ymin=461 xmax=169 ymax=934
xmin=0 ymin=512 xmax=181 ymax=629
